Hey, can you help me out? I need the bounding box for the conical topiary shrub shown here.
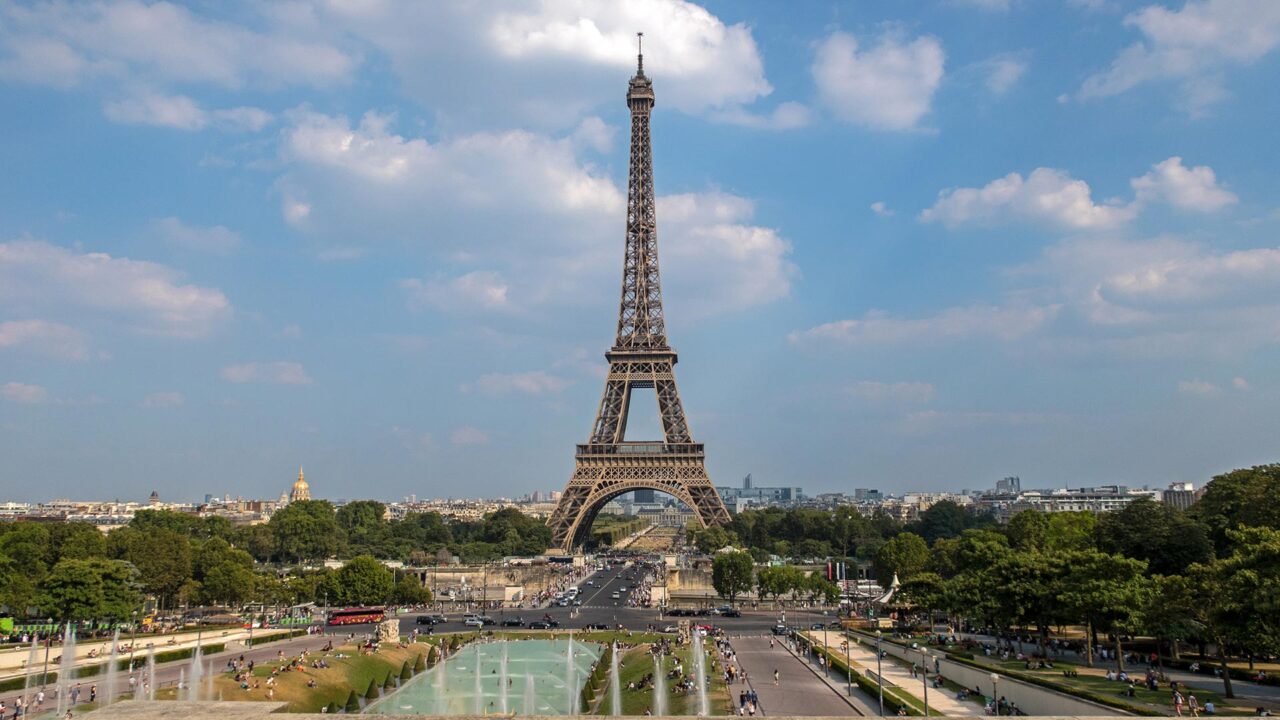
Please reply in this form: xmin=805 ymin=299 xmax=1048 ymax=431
xmin=383 ymin=673 xmax=396 ymax=691
xmin=400 ymin=660 xmax=413 ymax=681
xmin=366 ymin=678 xmax=380 ymax=699
xmin=427 ymin=645 xmax=439 ymax=666
xmin=325 ymin=701 xmax=339 ymax=714
xmin=344 ymin=690 xmax=361 ymax=713
xmin=414 ymin=652 xmax=427 ymax=673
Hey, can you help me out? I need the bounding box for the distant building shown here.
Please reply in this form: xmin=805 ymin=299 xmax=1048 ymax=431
xmin=996 ymin=476 xmax=1021 ymax=494
xmin=854 ymin=488 xmax=883 ymax=502
xmin=290 ymin=467 xmax=312 ymax=502
xmin=632 ymin=489 xmax=656 ymax=503
xmin=1162 ymin=482 xmax=1199 ymax=511
xmin=716 ymin=474 xmax=803 ymax=509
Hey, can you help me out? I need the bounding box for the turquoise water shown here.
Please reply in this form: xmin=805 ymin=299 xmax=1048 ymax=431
xmin=366 ymin=638 xmax=603 ymax=716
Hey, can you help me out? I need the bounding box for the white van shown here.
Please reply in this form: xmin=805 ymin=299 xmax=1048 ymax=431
xmin=566 ymin=586 xmax=580 ymax=597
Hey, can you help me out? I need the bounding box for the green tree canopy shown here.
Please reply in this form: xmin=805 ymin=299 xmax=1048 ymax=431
xmin=1190 ymin=464 xmax=1280 ymax=552
xmin=711 ymin=550 xmax=755 ymax=606
xmin=269 ymin=500 xmax=342 ymax=563
xmin=873 ymin=532 xmax=929 ymax=583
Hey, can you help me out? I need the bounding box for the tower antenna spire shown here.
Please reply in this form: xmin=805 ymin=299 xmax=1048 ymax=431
xmin=637 ymin=32 xmax=644 ymax=75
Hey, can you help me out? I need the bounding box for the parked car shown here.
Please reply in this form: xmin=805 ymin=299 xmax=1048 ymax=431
xmin=415 ymin=615 xmax=446 ymax=625
xmin=501 ymin=617 xmax=523 ymax=627
xmin=464 ymin=617 xmax=486 ymax=627
xmin=528 ymin=621 xmax=551 ymax=629
xmin=721 ymin=609 xmax=741 ymax=618
xmin=809 ymin=622 xmax=825 ymax=630
xmin=771 ymin=625 xmax=789 ymax=636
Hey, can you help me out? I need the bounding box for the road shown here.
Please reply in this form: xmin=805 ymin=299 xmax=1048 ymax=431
xmin=730 ymin=635 xmax=867 ymax=716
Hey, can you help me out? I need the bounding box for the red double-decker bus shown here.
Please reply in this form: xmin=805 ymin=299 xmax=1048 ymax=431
xmin=326 ymin=607 xmax=386 ymax=626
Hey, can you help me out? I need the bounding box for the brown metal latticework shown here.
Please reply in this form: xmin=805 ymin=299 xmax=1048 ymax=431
xmin=547 ymin=40 xmax=730 ymax=552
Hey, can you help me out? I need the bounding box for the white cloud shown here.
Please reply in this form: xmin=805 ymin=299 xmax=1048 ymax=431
xmin=812 ymin=30 xmax=945 ymax=131
xmin=0 ymin=239 xmax=230 ymax=338
xmin=450 ymin=426 xmax=490 ymax=446
xmin=401 ymin=272 xmax=510 ymax=313
xmin=2 ymin=381 xmax=47 ymax=404
xmin=1177 ymin=379 xmax=1219 ymax=396
xmin=141 ymin=391 xmax=184 ymax=408
xmin=105 ymin=94 xmax=271 ymax=133
xmin=283 ymin=199 xmax=312 ymax=226
xmin=1130 ymin=156 xmax=1237 ymax=212
xmin=980 ymin=53 xmax=1028 ymax=95
xmin=1079 ymin=0 xmax=1280 ymax=112
xmin=792 ymin=304 xmax=1057 ymax=346
xmin=711 ymin=102 xmax=812 ymax=130
xmin=1232 ymin=376 xmax=1250 ymax=390
xmin=921 ymin=167 xmax=1137 ymax=229
xmin=0 ymin=319 xmax=88 ymax=361
xmin=152 ymin=217 xmax=241 ymax=254
xmin=220 ymin=361 xmax=312 ymax=385
xmin=279 ymin=111 xmax=794 ymax=320
xmin=847 ymin=381 xmax=936 ymax=404
xmin=870 ymin=201 xmax=894 ymax=217
xmin=0 ymin=1 xmax=356 ymax=90
xmin=468 ymin=371 xmax=572 ymax=396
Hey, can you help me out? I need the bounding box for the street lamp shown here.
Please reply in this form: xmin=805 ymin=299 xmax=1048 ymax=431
xmin=991 ymin=672 xmax=1000 ymax=716
xmin=844 ymin=638 xmax=853 ymax=697
xmin=920 ymin=649 xmax=930 ymax=717
xmin=876 ymin=630 xmax=884 ymax=717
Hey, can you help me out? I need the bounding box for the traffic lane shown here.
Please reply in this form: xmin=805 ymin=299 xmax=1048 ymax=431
xmin=730 ymin=635 xmax=866 ymax=716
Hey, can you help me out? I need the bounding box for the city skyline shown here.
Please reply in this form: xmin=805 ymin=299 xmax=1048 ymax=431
xmin=2 ymin=1 xmax=1279 ymax=501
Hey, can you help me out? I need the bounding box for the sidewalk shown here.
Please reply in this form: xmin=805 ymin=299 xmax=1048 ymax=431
xmin=808 ymin=632 xmax=982 ymax=716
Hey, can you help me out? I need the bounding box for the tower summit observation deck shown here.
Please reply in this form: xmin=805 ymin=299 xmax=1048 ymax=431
xmin=546 ymin=35 xmax=731 ymax=552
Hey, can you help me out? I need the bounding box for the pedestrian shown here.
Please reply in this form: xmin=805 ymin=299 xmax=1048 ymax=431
xmin=1174 ymin=690 xmax=1185 ymax=716
xmin=1189 ymin=694 xmax=1200 ymax=717
xmin=774 ymin=669 xmax=779 ymax=686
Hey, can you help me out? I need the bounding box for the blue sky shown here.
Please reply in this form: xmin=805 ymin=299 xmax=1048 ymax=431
xmin=1 ymin=0 xmax=1278 ymax=503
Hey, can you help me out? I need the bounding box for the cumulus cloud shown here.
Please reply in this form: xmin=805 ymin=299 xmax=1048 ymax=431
xmin=152 ymin=217 xmax=242 ymax=254
xmin=2 ymin=381 xmax=47 ymax=404
xmin=278 ymin=111 xmax=795 ymax=321
xmin=812 ymin=30 xmax=945 ymax=131
xmin=0 ymin=1 xmax=356 ymax=90
xmin=103 ymin=93 xmax=273 ymax=132
xmin=401 ymin=272 xmax=510 ymax=312
xmin=220 ymin=361 xmax=312 ymax=385
xmin=980 ymin=53 xmax=1029 ymax=95
xmin=468 ymin=371 xmax=572 ymax=396
xmin=0 ymin=239 xmax=230 ymax=338
xmin=921 ymin=157 xmax=1234 ymax=230
xmin=141 ymin=391 xmax=185 ymax=408
xmin=847 ymin=381 xmax=936 ymax=404
xmin=792 ymin=304 xmax=1057 ymax=346
xmin=870 ymin=201 xmax=895 ymax=217
xmin=1130 ymin=156 xmax=1237 ymax=211
xmin=0 ymin=319 xmax=89 ymax=361
xmin=1078 ymin=0 xmax=1280 ymax=112
xmin=450 ymin=426 xmax=490 ymax=446
xmin=921 ymin=167 xmax=1137 ymax=229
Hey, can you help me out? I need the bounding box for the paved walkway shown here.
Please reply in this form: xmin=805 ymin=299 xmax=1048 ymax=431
xmin=730 ymin=635 xmax=865 ymax=716
xmin=810 ymin=632 xmax=982 ymax=716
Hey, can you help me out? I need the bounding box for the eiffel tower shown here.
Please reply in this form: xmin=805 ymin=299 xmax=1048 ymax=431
xmin=547 ymin=36 xmax=730 ymax=552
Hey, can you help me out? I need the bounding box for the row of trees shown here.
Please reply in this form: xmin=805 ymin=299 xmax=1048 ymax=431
xmin=0 ymin=502 xmax=546 ymax=617
xmin=709 ymin=550 xmax=841 ymax=607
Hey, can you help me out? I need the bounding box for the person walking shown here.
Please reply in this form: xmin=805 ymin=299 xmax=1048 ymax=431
xmin=773 ymin=669 xmax=779 ymax=686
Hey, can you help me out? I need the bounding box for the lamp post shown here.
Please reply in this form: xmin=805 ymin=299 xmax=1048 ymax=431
xmin=844 ymin=638 xmax=853 ymax=697
xmin=876 ymin=630 xmax=884 ymax=717
xmin=991 ymin=672 xmax=1000 ymax=716
xmin=921 ymin=649 xmax=930 ymax=717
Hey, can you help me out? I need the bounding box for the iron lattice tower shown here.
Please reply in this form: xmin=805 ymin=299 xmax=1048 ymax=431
xmin=547 ymin=39 xmax=730 ymax=551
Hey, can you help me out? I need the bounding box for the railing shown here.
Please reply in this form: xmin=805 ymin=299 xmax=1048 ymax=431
xmin=576 ymin=442 xmax=704 ymax=456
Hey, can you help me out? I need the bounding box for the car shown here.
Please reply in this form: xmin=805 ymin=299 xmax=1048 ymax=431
xmin=572 ymin=599 xmax=582 ymax=606
xmin=586 ymin=580 xmax=595 ymax=586
xmin=610 ymin=592 xmax=621 ymax=599
xmin=528 ymin=621 xmax=552 ymax=629
xmin=501 ymin=617 xmax=523 ymax=627
xmin=464 ymin=617 xmax=486 ymax=627
xmin=771 ymin=625 xmax=789 ymax=636
xmin=827 ymin=621 xmax=843 ymax=629
xmin=810 ymin=622 xmax=825 ymax=630
xmin=415 ymin=615 xmax=445 ymax=625
xmin=662 ymin=625 xmax=679 ymax=633
xmin=720 ymin=609 xmax=741 ymax=618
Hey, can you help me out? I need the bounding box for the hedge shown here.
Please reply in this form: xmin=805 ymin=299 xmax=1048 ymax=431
xmin=0 ymin=672 xmax=56 ymax=693
xmin=244 ymin=629 xmax=308 ymax=647
xmin=1158 ymin=657 xmax=1280 ymax=687
xmin=939 ymin=650 xmax=1163 ymax=716
xmin=579 ymin=643 xmax=611 ymax=713
xmin=810 ymin=640 xmax=929 ymax=716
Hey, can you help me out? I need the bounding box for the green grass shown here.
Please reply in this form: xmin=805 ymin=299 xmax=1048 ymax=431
xmin=598 ymin=642 xmax=733 ymax=716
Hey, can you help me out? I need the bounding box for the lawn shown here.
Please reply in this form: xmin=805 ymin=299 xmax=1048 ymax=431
xmin=599 ymin=641 xmax=733 ymax=715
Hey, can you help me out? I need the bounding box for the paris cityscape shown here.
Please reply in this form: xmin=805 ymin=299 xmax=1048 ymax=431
xmin=2 ymin=2 xmax=1279 ymax=720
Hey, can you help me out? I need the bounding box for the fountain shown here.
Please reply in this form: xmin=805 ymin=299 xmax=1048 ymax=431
xmin=433 ymin=662 xmax=447 ymax=715
xmin=473 ymin=645 xmax=483 ymax=715
xmin=146 ymin=646 xmax=157 ymax=700
xmin=178 ymin=668 xmax=186 ymax=699
xmin=105 ymin=628 xmax=120 ymax=706
xmin=653 ymin=653 xmax=668 ymax=717
xmin=54 ymin=623 xmax=76 ymax=717
xmin=523 ymin=672 xmax=536 ymax=715
xmin=186 ymin=644 xmax=204 ymax=701
xmin=22 ymin=635 xmax=38 ymax=709
xmin=565 ymin=635 xmax=577 ymax=716
xmin=610 ymin=642 xmax=622 ymax=716
xmin=205 ymin=659 xmax=214 ymax=701
xmin=692 ymin=630 xmax=710 ymax=716
xmin=500 ymin=641 xmax=509 ymax=714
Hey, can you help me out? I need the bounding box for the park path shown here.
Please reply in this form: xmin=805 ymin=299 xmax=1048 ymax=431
xmin=807 ymin=631 xmax=982 ymax=716
xmin=728 ymin=635 xmax=866 ymax=716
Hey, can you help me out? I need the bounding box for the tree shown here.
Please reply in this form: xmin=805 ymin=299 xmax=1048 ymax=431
xmin=689 ymin=526 xmax=739 ymax=554
xmin=333 ymin=556 xmax=394 ymax=606
xmin=108 ymin=526 xmax=192 ymax=609
xmin=899 ymin=572 xmax=947 ymax=628
xmin=873 ymin=532 xmax=929 ymax=583
xmin=200 ymin=560 xmax=257 ymax=607
xmin=391 ymin=574 xmax=432 ymax=605
xmin=269 ymin=500 xmax=342 ymax=563
xmin=38 ymin=558 xmax=140 ymax=622
xmin=913 ymin=501 xmax=970 ymax=544
xmin=47 ymin=522 xmax=107 ymax=562
xmin=1058 ymin=550 xmax=1150 ymax=671
xmin=1005 ymin=510 xmax=1049 ymax=551
xmin=337 ymin=500 xmax=390 ymax=557
xmin=1098 ymin=499 xmax=1212 ymax=575
xmin=711 ymin=551 xmax=755 ymax=606
xmin=1190 ymin=464 xmax=1280 ymax=552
